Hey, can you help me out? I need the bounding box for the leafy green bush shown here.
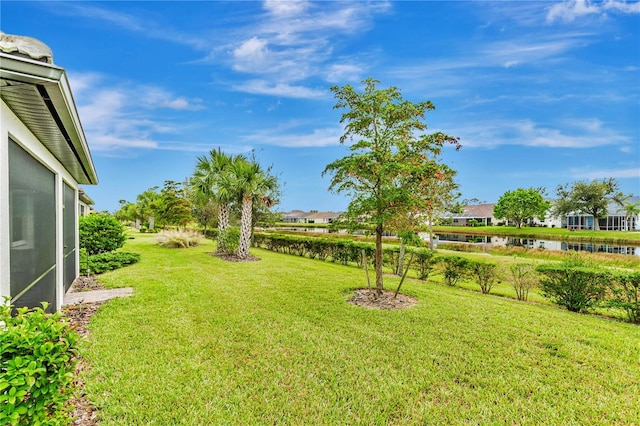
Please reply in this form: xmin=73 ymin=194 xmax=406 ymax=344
xmin=0 ymin=302 xmax=79 ymax=425
xmin=437 ymin=256 xmax=469 ymax=287
xmin=467 ymin=259 xmax=498 ymax=294
xmin=536 ymin=264 xmax=609 ymax=313
xmin=606 ymin=271 xmax=640 ymax=323
xmin=80 ymin=250 xmax=141 ymax=274
xmin=507 ymin=263 xmax=538 ymax=301
xmin=216 ymin=227 xmax=239 ymax=254
xmin=79 ymin=213 xmax=126 ymax=255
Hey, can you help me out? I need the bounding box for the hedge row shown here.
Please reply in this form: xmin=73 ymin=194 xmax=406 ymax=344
xmin=252 ymin=233 xmax=435 ymax=280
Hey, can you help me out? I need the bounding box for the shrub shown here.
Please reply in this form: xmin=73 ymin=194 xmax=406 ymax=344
xmin=79 ymin=213 xmax=126 ymax=255
xmin=606 ymin=271 xmax=640 ymax=324
xmin=536 ymin=264 xmax=609 ymax=313
xmin=81 ymin=251 xmax=141 ymax=274
xmin=507 ymin=263 xmax=538 ymax=301
xmin=156 ymin=229 xmax=202 ymax=249
xmin=216 ymin=227 xmax=240 ymax=254
xmin=0 ymin=302 xmax=79 ymax=425
xmin=468 ymin=260 xmax=498 ymax=294
xmin=437 ymin=256 xmax=469 ymax=287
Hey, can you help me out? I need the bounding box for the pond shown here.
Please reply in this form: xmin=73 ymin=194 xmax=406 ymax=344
xmin=272 ymin=227 xmax=640 ymax=257
xmin=434 ymin=234 xmax=640 ymax=257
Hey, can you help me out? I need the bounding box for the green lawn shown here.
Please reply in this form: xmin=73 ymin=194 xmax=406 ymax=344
xmin=82 ymin=234 xmax=640 ymax=425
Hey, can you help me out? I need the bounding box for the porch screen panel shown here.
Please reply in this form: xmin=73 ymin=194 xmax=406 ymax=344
xmin=9 ymin=139 xmax=57 ymax=312
xmin=63 ymin=182 xmax=76 ymax=292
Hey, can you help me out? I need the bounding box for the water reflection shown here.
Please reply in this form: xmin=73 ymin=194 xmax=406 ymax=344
xmin=437 ymin=234 xmax=640 ymax=257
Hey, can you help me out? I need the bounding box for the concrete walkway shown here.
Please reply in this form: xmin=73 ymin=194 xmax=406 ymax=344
xmin=63 ymin=287 xmax=134 ymax=306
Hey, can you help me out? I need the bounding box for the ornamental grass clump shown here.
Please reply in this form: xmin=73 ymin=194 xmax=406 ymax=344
xmin=156 ymin=229 xmax=202 ymax=248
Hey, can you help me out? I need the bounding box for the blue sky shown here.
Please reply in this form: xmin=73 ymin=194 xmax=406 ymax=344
xmin=3 ymin=0 xmax=639 ymax=213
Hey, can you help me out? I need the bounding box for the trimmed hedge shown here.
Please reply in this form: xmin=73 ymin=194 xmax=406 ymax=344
xmin=252 ymin=233 xmax=435 ymax=280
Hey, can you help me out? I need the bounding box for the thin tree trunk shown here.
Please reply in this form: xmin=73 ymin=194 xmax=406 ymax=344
xmin=395 ymin=253 xmax=414 ymax=298
xmin=362 ymin=250 xmax=371 ymax=292
xmin=238 ymin=196 xmax=253 ymax=258
xmin=375 ymin=224 xmax=384 ymax=297
xmin=429 ymin=216 xmax=435 ymax=251
xmin=397 ymin=238 xmax=405 ymax=276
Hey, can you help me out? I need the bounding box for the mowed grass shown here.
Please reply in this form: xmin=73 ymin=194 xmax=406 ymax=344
xmin=83 ymin=234 xmax=640 ymax=425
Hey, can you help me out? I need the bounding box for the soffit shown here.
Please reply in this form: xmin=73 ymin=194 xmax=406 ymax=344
xmin=0 ymin=56 xmax=97 ymax=184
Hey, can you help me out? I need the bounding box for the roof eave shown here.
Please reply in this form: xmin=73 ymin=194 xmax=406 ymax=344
xmin=0 ymin=52 xmax=98 ymax=185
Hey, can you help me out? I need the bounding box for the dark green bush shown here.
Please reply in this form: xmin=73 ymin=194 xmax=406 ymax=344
xmin=467 ymin=259 xmax=498 ymax=294
xmin=80 ymin=251 xmax=141 ymax=275
xmin=606 ymin=271 xmax=640 ymax=323
xmin=0 ymin=302 xmax=78 ymax=425
xmin=79 ymin=213 xmax=125 ymax=255
xmin=536 ymin=264 xmax=609 ymax=313
xmin=437 ymin=256 xmax=469 ymax=287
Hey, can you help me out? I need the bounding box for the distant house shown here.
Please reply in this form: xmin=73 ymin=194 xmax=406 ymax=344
xmin=78 ymin=188 xmax=95 ymax=216
xmin=280 ymin=210 xmax=342 ymax=224
xmin=1 ymin=33 xmax=98 ymax=312
xmin=281 ymin=210 xmax=309 ymax=223
xmin=305 ymin=211 xmax=341 ymax=224
xmin=441 ymin=204 xmax=496 ymax=226
xmin=562 ymin=196 xmax=640 ymax=231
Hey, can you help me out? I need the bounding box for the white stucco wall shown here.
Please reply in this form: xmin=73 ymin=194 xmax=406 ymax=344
xmin=1 ymin=100 xmax=79 ymax=311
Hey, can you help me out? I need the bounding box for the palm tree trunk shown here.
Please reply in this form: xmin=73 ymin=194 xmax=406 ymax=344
xmin=216 ymin=203 xmax=230 ymax=253
xmin=237 ymin=196 xmax=253 ymax=259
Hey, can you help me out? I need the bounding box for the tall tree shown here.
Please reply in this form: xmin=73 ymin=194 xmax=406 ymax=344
xmin=493 ymin=187 xmax=550 ymax=229
xmin=157 ymin=180 xmax=193 ymax=229
xmin=323 ymin=78 xmax=460 ymax=296
xmin=233 ymin=158 xmax=279 ymax=259
xmin=191 ymin=148 xmax=242 ymax=253
xmin=553 ymin=178 xmax=626 ymax=231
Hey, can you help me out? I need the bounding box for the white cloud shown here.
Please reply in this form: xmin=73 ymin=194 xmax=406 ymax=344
xmin=244 ymin=125 xmax=342 ymax=147
xmin=571 ymin=167 xmax=640 ymax=179
xmin=546 ymin=0 xmax=639 ymax=23
xmin=69 ymin=72 xmax=204 ymax=151
xmin=326 ymin=64 xmax=363 ymax=83
xmin=232 ymin=37 xmax=271 ymax=72
xmin=603 ymin=0 xmax=640 ymax=14
xmin=454 ymin=118 xmax=631 ymax=149
xmin=232 ymin=80 xmax=326 ymax=99
xmin=263 ymin=0 xmax=309 ymax=16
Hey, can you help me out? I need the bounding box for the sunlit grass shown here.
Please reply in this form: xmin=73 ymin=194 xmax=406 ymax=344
xmin=83 ymin=234 xmax=640 ymax=425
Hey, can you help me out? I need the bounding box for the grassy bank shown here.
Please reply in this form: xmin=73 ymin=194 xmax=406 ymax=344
xmin=82 ymin=234 xmax=640 ymax=425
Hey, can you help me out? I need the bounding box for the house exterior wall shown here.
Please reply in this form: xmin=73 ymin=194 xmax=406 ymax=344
xmin=1 ymin=100 xmax=79 ymax=312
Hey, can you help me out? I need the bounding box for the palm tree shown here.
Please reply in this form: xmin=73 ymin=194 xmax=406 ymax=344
xmin=232 ymin=158 xmax=278 ymax=259
xmin=191 ymin=148 xmax=243 ymax=253
xmin=623 ymin=202 xmax=640 ymax=231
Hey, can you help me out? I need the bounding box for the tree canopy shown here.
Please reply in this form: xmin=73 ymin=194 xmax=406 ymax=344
xmin=553 ymin=178 xmax=626 ymax=231
xmin=323 ymin=78 xmax=460 ymax=296
xmin=493 ymin=187 xmax=550 ymax=229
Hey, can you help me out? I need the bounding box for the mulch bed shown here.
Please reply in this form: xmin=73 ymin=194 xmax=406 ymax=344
xmin=62 ymin=276 xmax=105 ymax=426
xmin=348 ymin=288 xmax=418 ymax=310
xmin=207 ymin=252 xmax=261 ymax=262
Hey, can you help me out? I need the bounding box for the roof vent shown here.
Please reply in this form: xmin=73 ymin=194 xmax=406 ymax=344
xmin=0 ymin=32 xmax=53 ymax=64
